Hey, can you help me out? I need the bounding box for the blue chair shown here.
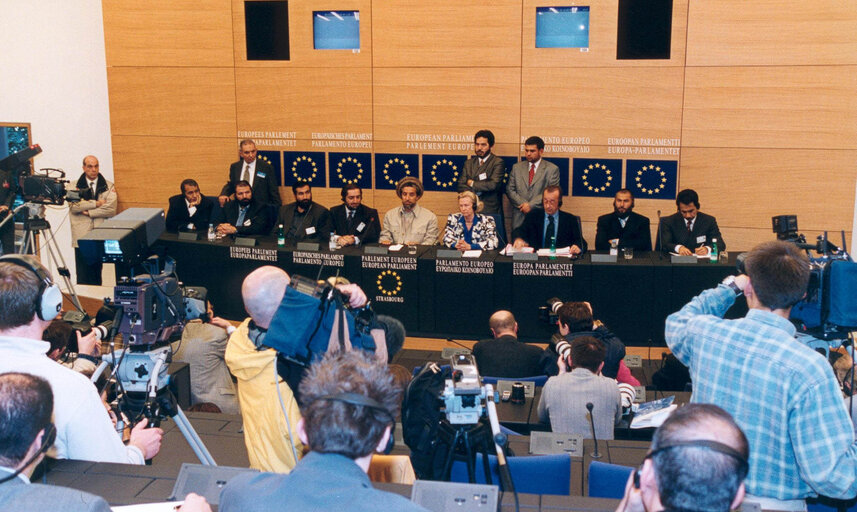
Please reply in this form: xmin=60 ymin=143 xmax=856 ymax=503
xmin=588 ymin=460 xmax=634 ymax=499
xmin=450 ymin=453 xmax=571 ymax=495
xmin=481 ymin=375 xmax=549 ymax=387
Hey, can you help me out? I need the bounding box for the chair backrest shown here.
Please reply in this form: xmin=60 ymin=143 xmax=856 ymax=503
xmin=450 ymin=453 xmax=571 ymax=496
xmin=481 ymin=375 xmax=549 ymax=387
xmin=588 ymin=460 xmax=634 ymax=499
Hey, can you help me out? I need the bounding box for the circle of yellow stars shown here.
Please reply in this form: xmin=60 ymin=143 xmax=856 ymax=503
xmin=382 ymin=157 xmax=412 ymax=187
xmin=634 ymin=164 xmax=668 ymax=195
xmin=335 ymin=156 xmax=364 ymax=185
xmin=290 ymin=155 xmax=318 ymax=183
xmin=582 ymin=163 xmax=613 ymax=192
xmin=376 ymin=270 xmax=402 ymax=296
xmin=430 ymin=159 xmax=459 ymax=189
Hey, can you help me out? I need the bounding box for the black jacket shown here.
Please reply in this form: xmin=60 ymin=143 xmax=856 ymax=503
xmin=274 ymin=201 xmax=332 ymax=243
xmin=513 ymin=209 xmax=587 ymax=252
xmin=595 ymin=210 xmax=652 ymax=251
xmin=655 ymin=211 xmax=725 ymax=253
xmin=165 ymin=194 xmax=222 ymax=232
xmin=222 ymin=199 xmax=269 ymax=236
xmin=221 ymin=159 xmax=281 ymax=207
xmin=329 ymin=203 xmax=381 ymax=244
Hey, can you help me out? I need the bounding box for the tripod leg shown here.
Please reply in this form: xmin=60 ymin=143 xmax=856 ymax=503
xmin=172 ymin=406 xmax=217 ymax=466
xmin=440 ymin=427 xmax=461 ymax=481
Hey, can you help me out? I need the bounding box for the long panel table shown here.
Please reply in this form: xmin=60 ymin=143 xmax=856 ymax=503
xmin=154 ymin=234 xmax=747 ymax=345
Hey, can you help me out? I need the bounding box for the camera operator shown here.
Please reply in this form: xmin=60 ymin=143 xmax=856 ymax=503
xmin=666 ymin=240 xmax=857 ymax=508
xmin=220 ymin=350 xmax=428 ymax=512
xmin=70 ymin=156 xmax=117 ymax=285
xmin=42 ymin=319 xmax=102 ymax=375
xmin=0 ymin=255 xmax=162 ymax=465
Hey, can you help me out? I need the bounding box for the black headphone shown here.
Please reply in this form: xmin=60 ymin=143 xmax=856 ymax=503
xmin=247 ymin=319 xmax=268 ymax=349
xmin=634 ymin=439 xmax=749 ymax=489
xmin=318 ymin=392 xmax=396 ymax=455
xmin=0 ymin=256 xmax=63 ymax=321
xmin=0 ymin=422 xmax=56 ymax=485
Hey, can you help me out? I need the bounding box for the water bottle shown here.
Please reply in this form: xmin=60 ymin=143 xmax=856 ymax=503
xmin=207 ymin=223 xmax=216 ymax=241
xmin=710 ymin=238 xmax=718 ymax=263
xmin=609 ymin=239 xmax=618 ymax=257
xmin=277 ymin=224 xmax=285 ymax=246
xmin=329 ymin=232 xmax=338 ymax=251
xmin=549 ymin=235 xmax=557 ymax=257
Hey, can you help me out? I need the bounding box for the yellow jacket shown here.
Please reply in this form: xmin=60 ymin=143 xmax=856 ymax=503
xmin=225 ymin=318 xmax=303 ymax=472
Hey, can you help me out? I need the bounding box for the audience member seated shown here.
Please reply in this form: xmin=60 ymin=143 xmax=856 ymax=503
xmin=380 ymin=177 xmax=438 ymax=246
xmin=542 ymin=302 xmax=639 ymax=386
xmin=0 ymin=256 xmax=162 ymax=465
xmin=225 ymin=266 xmax=303 ymax=473
xmin=472 ymin=310 xmax=544 ymax=378
xmin=537 ymin=336 xmax=621 ymax=440
xmin=615 ymin=404 xmax=749 ymax=512
xmin=441 ymin=191 xmax=499 ymax=251
xmin=166 ymin=179 xmax=223 ymax=233
xmin=170 ymin=305 xmax=239 ymax=415
xmin=42 ymin=319 xmax=101 ymax=376
xmin=220 ymin=350 xmax=429 ymax=512
xmin=329 ymin=184 xmax=381 ymax=246
xmin=217 ymin=180 xmax=269 ymax=237
xmin=274 ymin=182 xmax=332 ymax=244
xmin=512 ymin=185 xmax=586 ymax=254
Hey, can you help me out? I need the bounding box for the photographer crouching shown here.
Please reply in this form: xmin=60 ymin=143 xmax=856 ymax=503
xmin=0 ymin=255 xmax=162 ymax=465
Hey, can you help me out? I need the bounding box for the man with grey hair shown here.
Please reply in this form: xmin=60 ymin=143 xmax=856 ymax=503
xmin=616 ymin=403 xmax=749 ymax=512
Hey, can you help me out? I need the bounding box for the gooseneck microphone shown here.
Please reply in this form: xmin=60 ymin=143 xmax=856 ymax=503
xmin=586 ymin=402 xmax=602 ymax=459
xmin=656 ymin=209 xmax=665 ymax=260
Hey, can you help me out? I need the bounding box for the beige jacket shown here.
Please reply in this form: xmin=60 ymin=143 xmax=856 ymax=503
xmin=69 ymin=176 xmax=117 ymax=246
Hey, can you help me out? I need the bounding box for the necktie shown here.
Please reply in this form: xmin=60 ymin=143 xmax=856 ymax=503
xmin=91 ymin=182 xmax=97 ymax=199
xmin=528 ymin=163 xmax=535 ymax=186
xmin=241 ymin=164 xmax=250 ymax=183
xmin=347 ymin=210 xmax=354 ymax=231
xmin=236 ymin=206 xmax=247 ymax=227
xmin=545 ymin=215 xmax=556 ymax=246
xmin=686 ymin=218 xmax=692 ymax=233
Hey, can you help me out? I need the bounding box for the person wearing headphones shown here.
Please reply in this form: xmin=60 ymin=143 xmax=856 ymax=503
xmin=616 ymin=403 xmax=749 ymax=512
xmin=511 ymin=185 xmax=587 ymax=254
xmin=0 ymin=255 xmax=162 ymax=465
xmin=220 ymin=350 xmax=428 ymax=512
xmin=329 ymin=184 xmax=380 ymax=246
xmin=441 ymin=191 xmax=499 ymax=251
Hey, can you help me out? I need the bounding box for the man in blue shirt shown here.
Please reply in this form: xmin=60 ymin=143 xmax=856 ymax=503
xmin=666 ymin=241 xmax=857 ymax=509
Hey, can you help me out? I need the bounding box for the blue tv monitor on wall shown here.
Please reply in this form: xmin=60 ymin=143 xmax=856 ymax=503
xmin=313 ymin=11 xmax=360 ymax=50
xmin=536 ymin=6 xmax=590 ymax=48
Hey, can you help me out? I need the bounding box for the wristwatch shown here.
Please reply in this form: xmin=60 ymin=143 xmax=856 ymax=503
xmin=721 ymin=275 xmax=742 ymax=296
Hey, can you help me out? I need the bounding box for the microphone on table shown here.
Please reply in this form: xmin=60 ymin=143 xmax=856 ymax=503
xmin=586 ymin=402 xmax=602 ymax=459
xmin=656 ymin=209 xmax=664 ymax=260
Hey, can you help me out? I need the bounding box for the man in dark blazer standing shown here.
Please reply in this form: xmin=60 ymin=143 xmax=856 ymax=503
xmin=329 ymin=184 xmax=380 ymax=246
xmin=217 ymin=181 xmax=269 ymax=237
xmin=219 ymin=139 xmax=281 ymax=209
xmin=165 ymin=178 xmax=222 ymax=232
xmin=457 ymin=129 xmax=506 ymax=215
xmin=595 ymin=188 xmax=652 ymax=251
xmin=656 ymin=188 xmax=725 ymax=255
xmin=512 ymin=186 xmax=587 ymax=254
xmin=506 ymin=136 xmax=560 ymax=232
xmin=274 ymin=182 xmax=332 ymax=244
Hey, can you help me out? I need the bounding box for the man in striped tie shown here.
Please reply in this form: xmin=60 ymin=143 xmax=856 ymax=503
xmin=506 ymin=136 xmax=560 ymax=233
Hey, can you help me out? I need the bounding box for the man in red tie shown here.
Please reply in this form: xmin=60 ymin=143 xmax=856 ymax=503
xmin=506 ymin=136 xmax=560 ymax=233
xmin=655 ymin=188 xmax=725 ymax=256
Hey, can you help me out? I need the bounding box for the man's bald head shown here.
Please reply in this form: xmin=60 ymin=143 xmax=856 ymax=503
xmin=241 ymin=266 xmax=290 ymax=328
xmin=489 ymin=310 xmax=517 ymax=338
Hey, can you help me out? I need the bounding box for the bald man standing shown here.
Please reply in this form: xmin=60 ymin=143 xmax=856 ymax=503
xmin=70 ymin=155 xmax=117 ymax=285
xmin=471 ymin=310 xmax=545 ymax=378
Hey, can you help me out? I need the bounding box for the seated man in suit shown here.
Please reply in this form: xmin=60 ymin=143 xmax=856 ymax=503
xmin=379 ymin=177 xmax=438 ymax=246
xmin=218 ymin=139 xmax=281 ymax=209
xmin=537 ymin=336 xmax=622 ymax=440
xmin=594 ymin=188 xmax=651 ymax=251
xmin=274 ymin=182 xmax=332 ymax=244
xmin=656 ymin=188 xmax=725 ymax=255
xmin=220 ymin=350 xmax=428 ymax=512
xmin=216 ymin=180 xmax=269 ymax=237
xmin=329 ymin=184 xmax=380 ymax=246
xmin=472 ymin=310 xmax=544 ymax=378
xmin=512 ymin=185 xmax=587 ymax=255
xmin=0 ymin=372 xmax=209 ymax=512
xmin=165 ymin=178 xmax=222 ymax=232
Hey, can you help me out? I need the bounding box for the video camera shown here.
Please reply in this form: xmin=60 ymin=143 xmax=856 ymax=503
xmin=441 ymin=354 xmax=492 ymax=425
xmin=0 ymin=145 xmax=76 ymax=206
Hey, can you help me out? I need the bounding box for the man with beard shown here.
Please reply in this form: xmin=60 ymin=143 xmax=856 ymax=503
xmin=216 ymin=180 xmax=269 ymax=236
xmin=457 ymin=129 xmax=505 ymax=215
xmin=329 ymin=184 xmax=380 ymax=246
xmin=379 ymin=177 xmax=438 ymax=245
xmin=595 ymin=189 xmax=651 ymax=251
xmin=274 ymin=182 xmax=332 ymax=244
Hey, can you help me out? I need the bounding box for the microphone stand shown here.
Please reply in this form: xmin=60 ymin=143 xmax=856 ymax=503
xmin=586 ymin=402 xmax=602 ymax=459
xmin=485 ymin=384 xmax=519 ymax=512
xmin=656 ymin=209 xmax=664 ymax=260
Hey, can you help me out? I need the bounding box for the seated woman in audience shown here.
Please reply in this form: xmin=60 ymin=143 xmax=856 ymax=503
xmin=441 ymin=191 xmax=499 ymax=251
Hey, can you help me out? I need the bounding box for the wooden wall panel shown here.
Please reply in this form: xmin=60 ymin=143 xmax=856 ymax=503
xmin=687 ymin=1 xmax=857 ymax=67
xmin=521 ymin=0 xmax=689 ymax=68
xmin=103 ymin=0 xmax=235 ymax=67
xmin=235 ymin=67 xmax=372 ymax=136
xmin=372 ymin=0 xmax=522 ymax=67
xmin=108 ymin=67 xmax=237 ymax=137
xmin=373 ymin=68 xmax=522 ymax=143
xmin=111 ymin=135 xmax=237 ymax=208
xmin=679 ymin=147 xmax=857 ymax=251
xmin=682 ymin=66 xmax=857 ymax=150
xmin=521 ymin=67 xmax=684 ymax=145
